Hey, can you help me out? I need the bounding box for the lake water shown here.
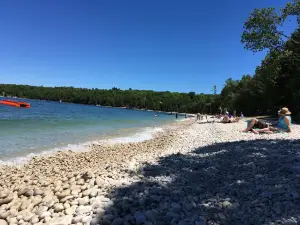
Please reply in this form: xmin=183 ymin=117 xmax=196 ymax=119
xmin=0 ymin=98 xmax=177 ymax=164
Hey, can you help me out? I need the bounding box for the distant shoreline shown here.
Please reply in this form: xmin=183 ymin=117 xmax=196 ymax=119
xmin=1 ymin=96 xmax=196 ymax=117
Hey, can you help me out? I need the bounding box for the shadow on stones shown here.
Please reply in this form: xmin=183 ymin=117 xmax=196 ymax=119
xmin=95 ymin=139 xmax=300 ymax=225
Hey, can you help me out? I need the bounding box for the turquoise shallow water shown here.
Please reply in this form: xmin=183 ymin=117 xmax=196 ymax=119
xmin=0 ymin=98 xmax=176 ymax=163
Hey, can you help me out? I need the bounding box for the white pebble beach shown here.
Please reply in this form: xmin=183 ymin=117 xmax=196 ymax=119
xmin=0 ymin=119 xmax=300 ymax=225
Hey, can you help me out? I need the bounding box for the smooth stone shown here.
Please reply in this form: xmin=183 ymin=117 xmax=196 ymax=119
xmin=49 ymin=215 xmax=73 ymax=225
xmin=0 ymin=219 xmax=8 ymax=225
xmin=44 ymin=216 xmax=52 ymax=222
xmin=39 ymin=211 xmax=51 ymax=219
xmin=10 ymin=201 xmax=22 ymax=211
xmin=0 ymin=210 xmax=10 ymax=219
xmin=65 ymin=206 xmax=77 ymax=215
xmin=8 ymin=217 xmax=18 ymax=224
xmin=36 ymin=206 xmax=48 ymax=215
xmin=60 ymin=196 xmax=74 ymax=203
xmin=21 ymin=211 xmax=34 ymax=222
xmin=44 ymin=200 xmax=55 ymax=208
xmin=90 ymin=217 xmax=100 ymax=225
xmin=144 ymin=222 xmax=154 ymax=225
xmin=170 ymin=203 xmax=181 ymax=213
xmin=76 ymin=206 xmax=92 ymax=215
xmin=63 ymin=202 xmax=70 ymax=209
xmin=34 ymin=189 xmax=44 ymax=196
xmin=111 ymin=218 xmax=124 ymax=225
xmin=222 ymin=201 xmax=232 ymax=208
xmin=0 ymin=191 xmax=9 ymax=199
xmin=0 ymin=197 xmax=13 ymax=206
xmin=95 ymin=177 xmax=104 ymax=186
xmin=166 ymin=211 xmax=179 ymax=219
xmin=102 ymin=214 xmax=114 ymax=221
xmin=72 ymin=215 xmax=84 ymax=223
xmin=31 ymin=215 xmax=39 ymax=224
xmin=82 ymin=189 xmax=91 ymax=197
xmin=18 ymin=188 xmax=34 ymax=197
xmin=54 ymin=203 xmax=64 ymax=212
xmin=145 ymin=210 xmax=157 ymax=222
xmin=134 ymin=211 xmax=147 ymax=225
xmin=32 ymin=197 xmax=42 ymax=206
xmin=9 ymin=209 xmax=18 ymax=217
xmin=81 ymin=215 xmax=92 ymax=224
xmin=56 ymin=190 xmax=71 ymax=199
xmin=78 ymin=197 xmax=89 ymax=206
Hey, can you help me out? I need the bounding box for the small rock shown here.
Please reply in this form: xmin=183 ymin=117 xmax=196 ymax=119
xmin=49 ymin=215 xmax=73 ymax=225
xmin=72 ymin=215 xmax=84 ymax=223
xmin=195 ymin=221 xmax=205 ymax=225
xmin=102 ymin=214 xmax=114 ymax=221
xmin=0 ymin=219 xmax=8 ymax=225
xmin=0 ymin=197 xmax=13 ymax=206
xmin=78 ymin=197 xmax=89 ymax=205
xmin=95 ymin=177 xmax=104 ymax=186
xmin=60 ymin=196 xmax=74 ymax=203
xmin=145 ymin=210 xmax=157 ymax=222
xmin=65 ymin=206 xmax=77 ymax=215
xmin=90 ymin=217 xmax=100 ymax=225
xmin=34 ymin=189 xmax=44 ymax=196
xmin=31 ymin=215 xmax=39 ymax=224
xmin=18 ymin=188 xmax=34 ymax=197
xmin=81 ymin=215 xmax=92 ymax=224
xmin=21 ymin=211 xmax=34 ymax=222
xmin=134 ymin=211 xmax=147 ymax=225
xmin=45 ymin=216 xmax=52 ymax=222
xmin=170 ymin=202 xmax=181 ymax=213
xmin=56 ymin=190 xmax=71 ymax=199
xmin=54 ymin=203 xmax=65 ymax=212
xmin=111 ymin=218 xmax=124 ymax=225
xmin=0 ymin=210 xmax=10 ymax=219
xmin=0 ymin=191 xmax=9 ymax=199
xmin=76 ymin=206 xmax=92 ymax=215
xmin=63 ymin=202 xmax=70 ymax=209
xmin=222 ymin=201 xmax=232 ymax=208
xmin=8 ymin=217 xmax=18 ymax=224
xmin=39 ymin=211 xmax=51 ymax=219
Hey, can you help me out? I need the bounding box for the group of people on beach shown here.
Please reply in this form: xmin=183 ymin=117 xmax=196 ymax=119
xmin=196 ymin=107 xmax=293 ymax=134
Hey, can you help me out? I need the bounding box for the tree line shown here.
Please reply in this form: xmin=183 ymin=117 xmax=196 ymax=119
xmin=220 ymin=0 xmax=300 ymax=120
xmin=0 ymin=84 xmax=221 ymax=114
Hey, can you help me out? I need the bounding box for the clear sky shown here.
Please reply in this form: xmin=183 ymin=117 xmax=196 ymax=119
xmin=0 ymin=0 xmax=297 ymax=93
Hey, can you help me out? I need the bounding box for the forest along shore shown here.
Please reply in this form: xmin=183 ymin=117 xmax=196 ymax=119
xmin=0 ymin=120 xmax=300 ymax=225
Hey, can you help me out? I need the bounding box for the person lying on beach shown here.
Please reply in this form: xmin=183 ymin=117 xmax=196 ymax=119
xmin=220 ymin=114 xmax=240 ymax=123
xmin=243 ymin=107 xmax=292 ymax=134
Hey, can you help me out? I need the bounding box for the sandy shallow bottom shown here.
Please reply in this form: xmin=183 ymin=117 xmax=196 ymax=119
xmin=0 ymin=119 xmax=300 ymax=225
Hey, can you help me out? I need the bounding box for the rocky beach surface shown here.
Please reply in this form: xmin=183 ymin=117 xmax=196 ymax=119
xmin=0 ymin=119 xmax=300 ymax=225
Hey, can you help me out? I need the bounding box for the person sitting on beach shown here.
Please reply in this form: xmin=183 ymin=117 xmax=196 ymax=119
xmin=243 ymin=107 xmax=292 ymax=134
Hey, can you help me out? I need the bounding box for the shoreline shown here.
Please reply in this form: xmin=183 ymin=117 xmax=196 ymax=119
xmin=1 ymin=120 xmax=300 ymax=224
xmin=0 ymin=116 xmax=189 ymax=166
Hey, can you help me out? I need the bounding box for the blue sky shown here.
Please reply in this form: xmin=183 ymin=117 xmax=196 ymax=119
xmin=0 ymin=0 xmax=297 ymax=93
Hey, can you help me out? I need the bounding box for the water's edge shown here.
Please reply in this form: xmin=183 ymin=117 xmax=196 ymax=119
xmin=0 ymin=119 xmax=189 ymax=166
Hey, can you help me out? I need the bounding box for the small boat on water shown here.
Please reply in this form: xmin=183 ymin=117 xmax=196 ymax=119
xmin=0 ymin=99 xmax=31 ymax=108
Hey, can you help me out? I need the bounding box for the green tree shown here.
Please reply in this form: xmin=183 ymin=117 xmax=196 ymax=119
xmin=241 ymin=1 xmax=300 ymax=52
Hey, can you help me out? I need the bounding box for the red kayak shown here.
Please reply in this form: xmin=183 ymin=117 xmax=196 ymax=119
xmin=0 ymin=99 xmax=31 ymax=108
